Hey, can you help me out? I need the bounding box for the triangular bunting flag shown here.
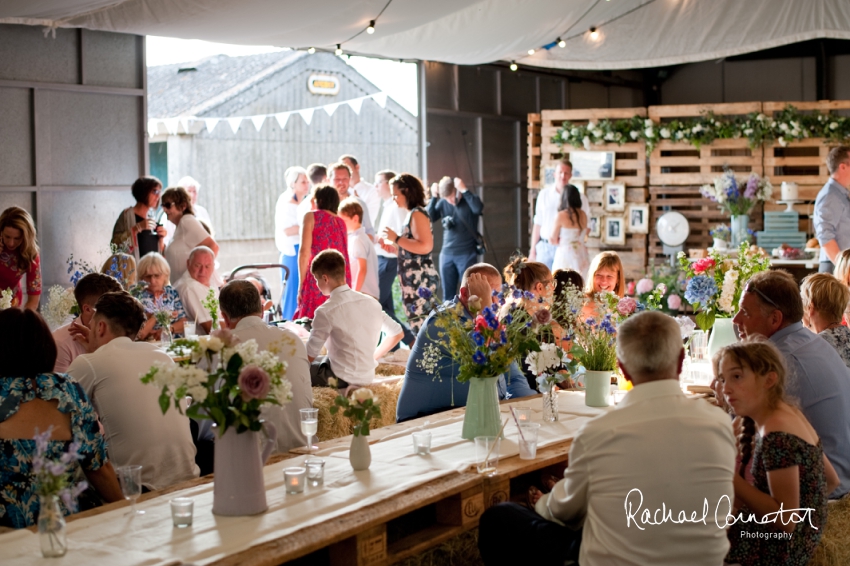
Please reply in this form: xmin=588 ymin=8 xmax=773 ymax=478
xmin=204 ymin=118 xmax=220 ymax=133
xmin=147 ymin=119 xmax=158 ymax=137
xmin=227 ymin=117 xmax=243 ymax=134
xmin=371 ymin=92 xmax=387 ymax=108
xmin=347 ymin=97 xmax=364 ymax=115
xmin=178 ymin=117 xmax=191 ymax=134
xmin=324 ymin=103 xmax=340 ymax=117
xmin=299 ymin=108 xmax=314 ymax=125
xmin=163 ymin=118 xmax=179 ymax=135
xmin=274 ymin=112 xmax=290 ymax=129
xmin=251 ymin=115 xmax=266 ymax=131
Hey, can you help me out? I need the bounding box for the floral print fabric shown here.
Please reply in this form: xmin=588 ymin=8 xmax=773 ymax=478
xmin=819 ymin=325 xmax=850 ymax=369
xmin=398 ymin=207 xmax=440 ymax=334
xmin=0 ymin=373 xmax=108 ymax=528
xmin=130 ymin=283 xmax=188 ymax=336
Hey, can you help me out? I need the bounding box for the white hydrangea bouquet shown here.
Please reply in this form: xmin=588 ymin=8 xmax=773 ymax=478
xmin=140 ymin=328 xmax=291 ymax=435
xmin=525 ymin=343 xmax=584 ymax=391
xmin=41 ymin=286 xmax=78 ymax=330
xmin=0 ymin=288 xmax=12 ymax=310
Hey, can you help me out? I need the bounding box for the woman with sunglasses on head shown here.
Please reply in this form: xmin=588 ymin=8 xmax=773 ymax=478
xmin=111 ymin=176 xmax=167 ymax=263
xmin=161 ymin=187 xmax=219 ymax=284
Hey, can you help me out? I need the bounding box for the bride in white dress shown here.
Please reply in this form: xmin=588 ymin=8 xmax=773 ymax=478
xmin=549 ymin=184 xmax=590 ymax=278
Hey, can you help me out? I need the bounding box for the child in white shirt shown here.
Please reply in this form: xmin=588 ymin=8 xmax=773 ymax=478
xmin=339 ymin=198 xmax=380 ymax=299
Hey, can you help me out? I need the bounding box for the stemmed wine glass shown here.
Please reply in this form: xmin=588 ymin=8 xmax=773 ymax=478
xmin=300 ymin=408 xmax=319 ymax=453
xmin=117 ymin=465 xmax=145 ymax=516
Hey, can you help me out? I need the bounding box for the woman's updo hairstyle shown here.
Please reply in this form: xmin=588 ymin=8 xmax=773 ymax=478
xmin=503 ymin=256 xmax=550 ymax=291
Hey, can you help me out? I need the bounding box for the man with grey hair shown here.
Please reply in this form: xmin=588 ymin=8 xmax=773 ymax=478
xmin=219 ymin=280 xmax=313 ymax=454
xmin=176 ymin=175 xmax=213 ymax=229
xmin=814 ymin=146 xmax=850 ymax=273
xmin=174 ymin=246 xmax=218 ymax=335
xmin=479 ymin=311 xmax=736 ymax=566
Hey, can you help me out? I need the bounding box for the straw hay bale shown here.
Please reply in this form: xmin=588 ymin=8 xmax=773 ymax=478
xmin=811 ymin=496 xmax=850 ymax=566
xmin=396 ymin=529 xmax=482 ymax=566
xmin=376 ymin=362 xmax=406 ymax=376
xmin=312 ymin=379 xmax=404 ymax=442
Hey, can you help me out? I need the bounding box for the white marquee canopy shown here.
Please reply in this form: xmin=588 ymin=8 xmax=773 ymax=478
xmin=3 ymin=0 xmax=850 ymax=70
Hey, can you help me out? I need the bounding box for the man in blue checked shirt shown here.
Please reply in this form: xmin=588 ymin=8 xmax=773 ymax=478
xmin=814 ymin=146 xmax=850 ymax=273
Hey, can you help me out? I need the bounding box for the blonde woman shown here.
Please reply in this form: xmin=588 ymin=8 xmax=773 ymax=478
xmin=801 ymin=273 xmax=850 ymax=368
xmin=130 ymin=252 xmax=187 ymax=340
xmin=832 ymin=249 xmax=850 ymax=323
xmin=582 ymin=251 xmax=626 ymax=319
xmin=0 ymin=207 xmax=41 ymax=310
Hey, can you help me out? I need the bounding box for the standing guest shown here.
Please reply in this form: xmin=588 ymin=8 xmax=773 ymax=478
xmin=329 ymin=161 xmax=374 ymax=235
xmin=53 ymin=273 xmax=122 ymax=373
xmin=174 ymin=246 xmax=218 ymax=335
xmin=0 ymin=309 xmax=123 ymax=528
xmin=380 ymin=174 xmax=441 ymax=335
xmin=162 ymin=187 xmax=219 ymax=284
xmin=550 ymin=185 xmax=590 ymax=277
xmin=220 ymin=280 xmax=313 ymax=454
xmin=427 ymin=176 xmax=484 ymax=298
xmin=832 ymin=248 xmax=850 ymax=322
xmin=100 ymin=252 xmax=136 ymax=290
xmin=715 ymin=341 xmax=836 ymax=566
xmin=275 ymin=166 xmax=310 ymax=320
xmin=306 ymin=250 xmax=403 ymax=388
xmin=733 ymin=269 xmax=850 ymax=498
xmin=111 ymin=176 xmax=166 ymax=262
xmin=294 ymin=186 xmax=351 ymax=319
xmin=814 ymin=146 xmax=850 ymax=273
xmin=373 ymin=169 xmax=416 ymax=346
xmin=529 ymin=158 xmax=590 ymax=269
xmin=340 ymin=154 xmax=380 ymax=223
xmin=479 ymin=311 xmax=736 ymax=566
xmin=800 ymin=273 xmax=850 ymax=368
xmin=397 ymin=263 xmax=536 ymax=422
xmin=176 ymin=176 xmax=213 ymax=229
xmin=131 ymin=252 xmax=187 ymax=340
xmin=339 ymin=199 xmax=380 ymax=299
xmin=67 ymin=292 xmax=199 ymax=491
xmin=0 ymin=207 xmax=41 ymax=311
xmin=298 ymin=164 xmax=328 ymax=229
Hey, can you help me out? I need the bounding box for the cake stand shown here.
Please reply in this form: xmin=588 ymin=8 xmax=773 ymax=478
xmin=776 ymin=199 xmax=803 ymax=212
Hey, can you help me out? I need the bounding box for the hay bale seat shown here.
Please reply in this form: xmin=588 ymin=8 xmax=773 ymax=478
xmin=312 ymin=376 xmax=404 ymax=442
xmin=811 ymin=496 xmax=850 ymax=566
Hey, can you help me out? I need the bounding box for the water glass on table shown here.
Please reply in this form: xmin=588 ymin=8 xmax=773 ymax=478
xmin=518 ymin=423 xmax=541 ymax=460
xmin=474 ymin=436 xmax=500 ymax=476
xmin=412 ymin=431 xmax=432 ymax=455
xmin=117 ymin=465 xmax=144 ymax=515
xmin=170 ymin=498 xmax=193 ymax=528
xmin=306 ymin=458 xmax=325 ymax=486
xmin=300 ymin=408 xmax=318 ymax=452
xmin=183 ymin=320 xmax=197 ymax=337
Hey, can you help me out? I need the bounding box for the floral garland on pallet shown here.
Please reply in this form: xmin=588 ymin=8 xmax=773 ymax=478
xmin=553 ymin=105 xmax=850 ymax=153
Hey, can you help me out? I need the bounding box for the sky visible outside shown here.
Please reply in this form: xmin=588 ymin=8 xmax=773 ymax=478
xmin=145 ymin=36 xmax=419 ymax=115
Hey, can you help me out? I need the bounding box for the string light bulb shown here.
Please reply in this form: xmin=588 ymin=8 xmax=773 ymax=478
xmin=510 ymin=62 xmax=518 ymax=71
xmin=589 ymin=27 xmax=599 ymax=40
xmin=367 ymin=20 xmax=376 ymax=34
xmin=335 ymin=44 xmax=343 ymax=56
xmin=307 ymin=47 xmax=316 ymax=54
xmin=557 ymin=37 xmax=566 ymax=48
xmin=527 ymin=48 xmax=535 ymax=55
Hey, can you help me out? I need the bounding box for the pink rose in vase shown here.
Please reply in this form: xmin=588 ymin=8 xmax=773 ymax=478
xmin=238 ymin=365 xmax=271 ymax=401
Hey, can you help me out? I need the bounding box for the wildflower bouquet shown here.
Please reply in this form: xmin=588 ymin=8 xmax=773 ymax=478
xmin=0 ymin=288 xmax=13 ymax=310
xmin=700 ymin=168 xmax=772 ymax=216
xmin=140 ymin=329 xmax=292 ymax=435
xmin=330 ymin=388 xmax=382 ymax=436
xmin=570 ymin=305 xmax=619 ymax=372
xmin=710 ymin=224 xmax=731 ymax=242
xmin=525 ymin=342 xmax=584 ymax=391
xmin=629 ymin=264 xmax=684 ymax=313
xmin=202 ymin=288 xmax=220 ymax=330
xmin=678 ymin=242 xmax=771 ymax=331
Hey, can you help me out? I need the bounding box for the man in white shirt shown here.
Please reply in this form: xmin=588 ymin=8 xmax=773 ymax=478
xmin=339 ymin=198 xmax=380 ymax=299
xmin=330 ymin=161 xmax=374 ymax=236
xmin=67 ymin=292 xmax=200 ymax=491
xmin=219 ymin=280 xmax=313 ymax=454
xmin=174 ymin=246 xmax=218 ymax=334
xmin=529 ymin=158 xmax=591 ymax=269
xmin=340 ymin=154 xmax=380 ymax=223
xmin=478 ymin=311 xmax=736 ymax=566
xmin=53 ymin=273 xmax=123 ymax=372
xmin=306 ymin=250 xmax=404 ymax=388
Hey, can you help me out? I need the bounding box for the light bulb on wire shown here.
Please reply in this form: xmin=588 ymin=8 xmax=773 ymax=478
xmin=527 ymin=48 xmax=535 ymax=55
xmin=307 ymin=47 xmax=316 ymax=54
xmin=367 ymin=20 xmax=376 ymax=34
xmin=510 ymin=62 xmax=518 ymax=71
xmin=589 ymin=27 xmax=599 ymax=40
xmin=557 ymin=37 xmax=566 ymax=48
xmin=335 ymin=44 xmax=343 ymax=56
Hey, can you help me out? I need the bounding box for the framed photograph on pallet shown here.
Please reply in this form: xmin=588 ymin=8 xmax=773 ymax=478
xmin=588 ymin=216 xmax=601 ymax=238
xmin=604 ymin=216 xmax=626 ymax=246
xmin=604 ymin=182 xmax=626 ymax=212
xmin=627 ymin=204 xmax=650 ymax=234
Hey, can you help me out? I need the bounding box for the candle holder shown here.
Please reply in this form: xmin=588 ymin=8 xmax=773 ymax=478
xmin=305 ymin=459 xmax=325 ymax=487
xmin=284 ymin=467 xmax=306 ymax=494
xmin=170 ymin=497 xmax=194 ymax=528
xmin=513 ymin=407 xmax=532 ymax=423
xmin=412 ymin=431 xmax=432 ymax=455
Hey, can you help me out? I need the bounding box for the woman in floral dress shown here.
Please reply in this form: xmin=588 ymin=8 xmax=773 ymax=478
xmin=715 ymin=341 xmax=836 ymax=566
xmin=380 ymin=174 xmax=440 ymax=335
xmin=294 ymin=185 xmax=351 ymax=319
xmin=0 ymin=207 xmax=41 ymax=311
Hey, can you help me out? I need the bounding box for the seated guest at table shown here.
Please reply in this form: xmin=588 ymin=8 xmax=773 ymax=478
xmin=338 ymin=198 xmax=380 ymax=299
xmin=715 ymin=340 xmax=836 ymax=566
xmin=832 ymin=248 xmax=850 ymax=322
xmin=0 ymin=206 xmax=42 ymax=311
xmin=174 ymin=246 xmax=218 ymax=335
xmin=162 ymin=187 xmax=219 ymax=285
xmin=132 ymin=252 xmax=187 ymax=340
xmin=100 ymin=252 xmax=136 ymax=290
xmin=553 ymin=268 xmax=584 ymax=297
xmin=67 ymin=292 xmax=199 ymax=491
xmin=306 ymin=250 xmax=404 ymax=389
xmin=733 ymin=269 xmax=850 ymax=498
xmin=0 ymin=309 xmax=123 ymax=529
xmin=53 ymin=273 xmax=123 ymax=372
xmin=219 ymin=280 xmax=313 ymax=454
xmin=397 ymin=263 xmax=537 ymax=422
xmin=479 ymin=311 xmax=736 ymax=566
xmin=582 ymin=251 xmax=626 ymax=319
xmin=801 ymin=273 xmax=850 ymax=368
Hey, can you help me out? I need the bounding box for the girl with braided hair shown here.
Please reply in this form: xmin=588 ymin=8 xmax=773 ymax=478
xmin=714 ymin=340 xmax=838 ymax=566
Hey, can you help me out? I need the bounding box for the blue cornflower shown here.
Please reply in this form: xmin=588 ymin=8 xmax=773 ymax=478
xmin=635 ymin=302 xmax=646 ymax=312
xmin=500 ymin=330 xmax=507 ymax=344
xmin=417 ymin=287 xmax=432 ymax=300
xmin=488 ymin=317 xmax=499 ymax=330
xmin=503 ymin=314 xmax=513 ymax=325
xmin=600 ymin=319 xmax=616 ymax=334
xmin=537 ymin=296 xmax=544 ymax=303
xmin=684 ymin=275 xmax=718 ymax=306
xmin=472 ymin=331 xmax=485 ymax=346
xmin=489 ymin=342 xmax=500 ymax=351
xmin=585 ymin=318 xmax=596 ymax=327
xmin=523 ymin=291 xmax=535 ymax=300
xmin=512 ymin=289 xmax=522 ymax=299
xmin=70 ymin=271 xmax=82 ymax=286
xmin=473 ymin=351 xmax=487 ymax=365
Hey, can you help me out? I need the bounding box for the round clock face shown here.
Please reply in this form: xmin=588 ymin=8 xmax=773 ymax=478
xmin=656 ymin=211 xmax=690 ymax=247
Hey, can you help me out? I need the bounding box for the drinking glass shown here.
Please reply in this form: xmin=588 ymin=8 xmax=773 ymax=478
xmin=300 ymin=408 xmax=319 ymax=452
xmin=305 ymin=458 xmax=325 ymax=487
xmin=170 ymin=498 xmax=193 ymax=528
xmin=412 ymin=431 xmax=432 ymax=455
xmin=117 ymin=465 xmax=144 ymax=515
xmin=474 ymin=436 xmax=500 ymax=476
xmin=518 ymin=423 xmax=541 ymax=460
xmin=183 ymin=320 xmax=197 ymax=337
xmin=690 ymin=330 xmax=708 ymax=361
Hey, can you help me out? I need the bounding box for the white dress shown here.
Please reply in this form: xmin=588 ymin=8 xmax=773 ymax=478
xmin=552 ymin=227 xmax=590 ymax=278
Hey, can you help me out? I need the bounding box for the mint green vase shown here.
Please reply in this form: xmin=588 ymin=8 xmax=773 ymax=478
xmin=462 ymin=376 xmax=501 ymax=440
xmin=708 ymin=318 xmax=737 ymax=359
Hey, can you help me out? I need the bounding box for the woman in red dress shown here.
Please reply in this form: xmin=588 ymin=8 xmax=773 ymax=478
xmin=0 ymin=207 xmax=41 ymax=311
xmin=294 ymin=185 xmax=352 ymax=319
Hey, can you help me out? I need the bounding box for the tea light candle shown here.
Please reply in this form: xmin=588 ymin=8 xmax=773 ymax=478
xmin=284 ymin=467 xmax=306 ymax=494
xmin=514 ymin=407 xmax=532 ymax=423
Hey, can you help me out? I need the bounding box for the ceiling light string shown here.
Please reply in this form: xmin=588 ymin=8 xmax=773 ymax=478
xmin=318 ymin=0 xmax=395 ymax=56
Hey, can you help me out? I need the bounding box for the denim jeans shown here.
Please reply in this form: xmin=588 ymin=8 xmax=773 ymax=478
xmin=535 ymin=240 xmax=556 ymax=270
xmin=439 ymin=249 xmax=479 ymax=300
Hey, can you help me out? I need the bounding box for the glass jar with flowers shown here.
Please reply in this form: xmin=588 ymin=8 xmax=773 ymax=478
xmin=526 ymin=344 xmax=584 ymax=422
xmin=700 ymin=169 xmax=772 ymax=247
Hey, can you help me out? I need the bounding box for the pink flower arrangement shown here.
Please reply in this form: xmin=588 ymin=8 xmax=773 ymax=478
xmin=534 ymin=309 xmax=552 ymax=325
xmin=692 ymin=258 xmax=716 ymax=274
xmin=626 ymin=281 xmax=636 ymax=296
xmin=617 ymin=297 xmax=637 ymax=316
xmin=635 ymin=278 xmax=655 ymax=295
xmin=667 ymin=294 xmax=682 ymax=310
xmin=238 ymin=364 xmax=271 ymax=401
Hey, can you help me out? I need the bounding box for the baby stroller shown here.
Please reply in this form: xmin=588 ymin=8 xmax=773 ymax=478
xmin=226 ymin=263 xmax=290 ymax=321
